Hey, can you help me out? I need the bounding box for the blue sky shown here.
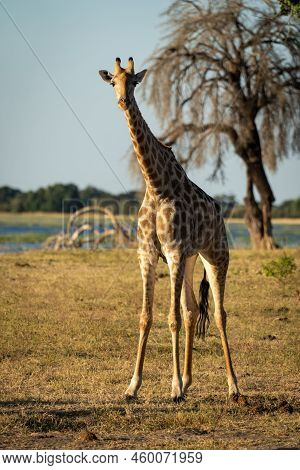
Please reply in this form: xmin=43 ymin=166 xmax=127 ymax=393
xmin=0 ymin=0 xmax=299 ymax=203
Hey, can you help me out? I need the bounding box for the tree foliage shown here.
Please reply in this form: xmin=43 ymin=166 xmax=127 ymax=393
xmin=142 ymin=0 xmax=300 ymax=176
xmin=1 ymin=185 xmax=299 ymax=217
xmin=278 ymin=0 xmax=300 ymax=18
xmin=0 ymin=184 xmax=143 ymax=215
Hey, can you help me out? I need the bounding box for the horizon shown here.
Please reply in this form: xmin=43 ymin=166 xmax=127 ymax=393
xmin=1 ymin=181 xmax=299 ymax=207
xmin=1 ymin=0 xmax=299 ymax=205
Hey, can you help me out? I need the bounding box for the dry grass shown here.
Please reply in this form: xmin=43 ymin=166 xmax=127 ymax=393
xmin=0 ymin=248 xmax=299 ymax=450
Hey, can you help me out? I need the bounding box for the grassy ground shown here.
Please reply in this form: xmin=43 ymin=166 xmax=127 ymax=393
xmin=0 ymin=233 xmax=50 ymax=243
xmin=0 ymin=212 xmax=65 ymax=227
xmin=0 ymin=248 xmax=299 ymax=450
xmin=1 ymin=211 xmax=300 ymax=226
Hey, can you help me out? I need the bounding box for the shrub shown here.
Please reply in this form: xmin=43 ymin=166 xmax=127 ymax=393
xmin=262 ymin=253 xmax=296 ymax=282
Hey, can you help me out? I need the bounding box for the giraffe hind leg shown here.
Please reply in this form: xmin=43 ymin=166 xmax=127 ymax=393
xmin=199 ymin=254 xmax=239 ymax=400
xmin=181 ymin=254 xmax=198 ymax=394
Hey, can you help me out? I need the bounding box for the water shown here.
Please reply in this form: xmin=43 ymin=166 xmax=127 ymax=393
xmin=0 ymin=242 xmax=42 ymax=253
xmin=226 ymin=223 xmax=300 ymax=248
xmin=0 ymin=224 xmax=60 ymax=253
xmin=0 ymin=225 xmax=60 ymax=235
xmin=0 ymin=222 xmax=299 ymax=253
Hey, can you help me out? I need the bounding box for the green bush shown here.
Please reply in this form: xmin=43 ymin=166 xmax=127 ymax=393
xmin=262 ymin=253 xmax=297 ymax=281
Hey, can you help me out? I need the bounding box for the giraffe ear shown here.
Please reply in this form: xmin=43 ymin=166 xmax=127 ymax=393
xmin=134 ymin=69 xmax=147 ymax=84
xmin=99 ymin=70 xmax=113 ymax=83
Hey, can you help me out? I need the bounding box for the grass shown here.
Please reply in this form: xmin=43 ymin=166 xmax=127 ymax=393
xmin=0 ymin=248 xmax=299 ymax=450
xmin=0 ymin=212 xmax=137 ymax=228
xmin=0 ymin=212 xmax=64 ymax=227
xmin=0 ymin=233 xmax=50 ymax=243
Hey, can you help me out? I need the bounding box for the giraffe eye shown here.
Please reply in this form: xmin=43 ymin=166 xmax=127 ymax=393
xmin=111 ymin=81 xmax=115 ymax=87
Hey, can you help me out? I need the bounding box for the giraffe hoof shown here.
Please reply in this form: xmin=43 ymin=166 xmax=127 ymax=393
xmin=172 ymin=394 xmax=186 ymax=404
xmin=125 ymin=394 xmax=138 ymax=403
xmin=228 ymin=392 xmax=240 ymax=403
xmin=230 ymin=394 xmax=248 ymax=406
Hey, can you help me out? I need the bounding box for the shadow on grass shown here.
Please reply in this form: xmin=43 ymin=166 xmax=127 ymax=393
xmin=0 ymin=399 xmax=78 ymax=407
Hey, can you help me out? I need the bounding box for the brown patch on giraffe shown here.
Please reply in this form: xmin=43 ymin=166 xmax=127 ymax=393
xmin=152 ymin=175 xmax=162 ymax=187
xmin=156 ymin=214 xmax=165 ymax=232
xmin=151 ymin=151 xmax=158 ymax=162
xmin=148 ymin=199 xmax=156 ymax=209
xmin=171 ymin=179 xmax=181 ymax=194
xmin=184 ymin=178 xmax=191 ymax=192
xmin=181 ymin=212 xmax=187 ymax=224
xmin=148 ymin=168 xmax=158 ymax=179
xmin=148 ymin=210 xmax=156 ymax=224
xmin=139 ymin=219 xmax=151 ymax=230
xmin=173 ymin=213 xmax=180 ymax=226
xmin=143 ymin=155 xmax=151 ymax=168
xmin=163 ymin=206 xmax=174 ymax=219
xmin=156 ymin=161 xmax=163 ymax=172
xmin=160 ymin=189 xmax=172 ymax=199
xmin=138 ymin=207 xmax=148 ymax=217
xmin=185 ymin=193 xmax=191 ymax=204
xmin=180 ymin=224 xmax=187 ymax=239
xmin=158 ymin=232 xmax=167 ymax=244
xmin=175 ymin=167 xmax=182 ymax=179
xmin=167 ymin=223 xmax=174 ymax=238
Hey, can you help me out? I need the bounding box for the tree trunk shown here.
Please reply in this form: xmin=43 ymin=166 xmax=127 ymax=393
xmin=244 ymin=172 xmax=263 ymax=249
xmin=244 ymin=161 xmax=277 ymax=249
xmin=239 ymin=126 xmax=277 ymax=249
xmin=244 ymin=170 xmax=277 ymax=249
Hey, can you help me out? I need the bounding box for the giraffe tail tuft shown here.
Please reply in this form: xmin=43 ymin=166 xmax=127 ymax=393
xmin=195 ymin=269 xmax=210 ymax=339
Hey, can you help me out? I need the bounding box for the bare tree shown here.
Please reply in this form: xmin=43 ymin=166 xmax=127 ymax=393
xmin=138 ymin=0 xmax=300 ymax=249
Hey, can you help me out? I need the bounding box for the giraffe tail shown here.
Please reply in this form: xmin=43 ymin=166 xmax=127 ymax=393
xmin=195 ymin=269 xmax=210 ymax=339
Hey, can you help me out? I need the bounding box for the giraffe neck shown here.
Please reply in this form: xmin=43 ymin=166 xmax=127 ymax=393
xmin=124 ymin=98 xmax=183 ymax=197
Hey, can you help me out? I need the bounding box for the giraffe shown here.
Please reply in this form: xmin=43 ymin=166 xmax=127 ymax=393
xmin=99 ymin=57 xmax=240 ymax=403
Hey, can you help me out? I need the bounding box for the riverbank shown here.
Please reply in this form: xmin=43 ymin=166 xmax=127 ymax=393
xmin=1 ymin=211 xmax=300 ymax=226
xmin=0 ymin=212 xmax=299 ymax=252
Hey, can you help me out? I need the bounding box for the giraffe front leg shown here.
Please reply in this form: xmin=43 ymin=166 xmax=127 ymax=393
xmin=125 ymin=251 xmax=158 ymax=400
xmin=167 ymin=252 xmax=186 ymax=403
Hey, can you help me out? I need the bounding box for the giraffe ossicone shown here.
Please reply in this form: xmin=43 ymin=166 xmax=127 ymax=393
xmin=99 ymin=57 xmax=240 ymax=403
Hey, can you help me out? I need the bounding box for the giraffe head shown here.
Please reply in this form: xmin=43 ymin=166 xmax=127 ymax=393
xmin=99 ymin=57 xmax=147 ymax=110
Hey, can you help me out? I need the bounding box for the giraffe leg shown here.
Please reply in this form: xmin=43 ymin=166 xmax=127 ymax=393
xmin=181 ymin=255 xmax=198 ymax=394
xmin=125 ymin=252 xmax=158 ymax=400
xmin=200 ymin=255 xmax=239 ymax=400
xmin=166 ymin=252 xmax=186 ymax=402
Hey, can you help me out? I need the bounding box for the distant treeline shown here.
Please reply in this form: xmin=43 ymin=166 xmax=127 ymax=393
xmin=0 ymin=184 xmax=299 ymax=218
xmin=0 ymin=184 xmax=142 ymax=215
